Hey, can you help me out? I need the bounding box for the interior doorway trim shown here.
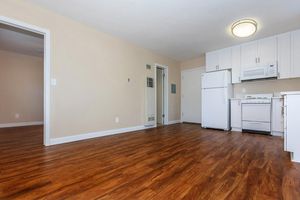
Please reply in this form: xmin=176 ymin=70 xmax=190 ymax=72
xmin=0 ymin=16 xmax=51 ymax=146
xmin=154 ymin=64 xmax=168 ymax=126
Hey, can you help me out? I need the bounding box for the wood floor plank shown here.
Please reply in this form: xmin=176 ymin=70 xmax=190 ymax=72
xmin=0 ymin=124 xmax=299 ymax=199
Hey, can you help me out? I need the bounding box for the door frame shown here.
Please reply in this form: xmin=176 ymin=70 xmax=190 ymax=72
xmin=154 ymin=64 xmax=168 ymax=125
xmin=181 ymin=67 xmax=204 ymax=123
xmin=0 ymin=16 xmax=51 ymax=146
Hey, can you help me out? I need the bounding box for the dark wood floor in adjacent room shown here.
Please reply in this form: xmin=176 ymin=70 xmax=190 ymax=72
xmin=0 ymin=124 xmax=300 ymax=200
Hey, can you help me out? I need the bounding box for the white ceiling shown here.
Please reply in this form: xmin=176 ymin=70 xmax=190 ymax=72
xmin=27 ymin=0 xmax=300 ymax=61
xmin=0 ymin=24 xmax=44 ymax=57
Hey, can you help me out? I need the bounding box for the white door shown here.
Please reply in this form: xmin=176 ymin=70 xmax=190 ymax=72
xmin=241 ymin=41 xmax=258 ymax=69
xmin=145 ymin=66 xmax=156 ymax=126
xmin=291 ymin=30 xmax=300 ymax=78
xmin=278 ymin=32 xmax=291 ymax=79
xmin=206 ymin=51 xmax=219 ymax=72
xmin=272 ymin=98 xmax=284 ymax=133
xmin=181 ymin=67 xmax=205 ymax=123
xmin=202 ymin=88 xmax=228 ymax=129
xmin=218 ymin=47 xmax=232 ymax=70
xmin=257 ymin=36 xmax=277 ymax=67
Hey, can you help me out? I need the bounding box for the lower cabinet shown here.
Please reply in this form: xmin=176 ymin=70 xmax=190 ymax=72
xmin=282 ymin=93 xmax=300 ymax=162
xmin=230 ymin=99 xmax=241 ymax=131
xmin=271 ymin=98 xmax=284 ymax=136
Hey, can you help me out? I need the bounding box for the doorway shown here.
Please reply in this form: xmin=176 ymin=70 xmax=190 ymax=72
xmin=155 ymin=64 xmax=168 ymax=126
xmin=156 ymin=67 xmax=164 ymax=126
xmin=0 ymin=16 xmax=50 ymax=146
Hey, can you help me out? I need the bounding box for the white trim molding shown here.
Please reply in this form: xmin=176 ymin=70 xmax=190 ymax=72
xmin=0 ymin=121 xmax=43 ymax=128
xmin=154 ymin=64 xmax=169 ymax=125
xmin=0 ymin=16 xmax=51 ymax=146
xmin=167 ymin=120 xmax=181 ymax=125
xmin=50 ymin=125 xmax=148 ymax=145
xmin=231 ymin=128 xmax=242 ymax=132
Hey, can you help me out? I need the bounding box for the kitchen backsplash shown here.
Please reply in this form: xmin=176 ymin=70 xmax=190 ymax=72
xmin=233 ymin=77 xmax=300 ymax=98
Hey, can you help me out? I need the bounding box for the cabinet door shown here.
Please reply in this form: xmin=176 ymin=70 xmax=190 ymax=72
xmin=291 ymin=30 xmax=300 ymax=78
xmin=241 ymin=41 xmax=257 ymax=69
xmin=278 ymin=32 xmax=291 ymax=79
xmin=231 ymin=45 xmax=241 ymax=84
xmin=231 ymin=99 xmax=241 ymax=129
xmin=272 ymin=98 xmax=284 ymax=133
xmin=286 ymin=95 xmax=300 ymax=152
xmin=257 ymin=36 xmax=277 ymax=67
xmin=218 ymin=47 xmax=232 ymax=70
xmin=206 ymin=51 xmax=219 ymax=72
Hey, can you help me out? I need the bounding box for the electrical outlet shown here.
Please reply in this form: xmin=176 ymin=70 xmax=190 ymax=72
xmin=115 ymin=117 xmax=119 ymax=123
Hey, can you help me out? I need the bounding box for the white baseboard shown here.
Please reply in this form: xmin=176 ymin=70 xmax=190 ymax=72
xmin=167 ymin=120 xmax=181 ymax=125
xmin=291 ymin=152 xmax=300 ymax=163
xmin=231 ymin=128 xmax=242 ymax=132
xmin=0 ymin=121 xmax=43 ymax=128
xmin=50 ymin=125 xmax=149 ymax=146
xmin=271 ymin=131 xmax=284 ymax=137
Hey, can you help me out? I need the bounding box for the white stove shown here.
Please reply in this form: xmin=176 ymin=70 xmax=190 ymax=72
xmin=241 ymin=94 xmax=273 ymax=134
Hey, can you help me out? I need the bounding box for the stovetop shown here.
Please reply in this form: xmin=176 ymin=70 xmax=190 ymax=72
xmin=241 ymin=93 xmax=273 ymax=103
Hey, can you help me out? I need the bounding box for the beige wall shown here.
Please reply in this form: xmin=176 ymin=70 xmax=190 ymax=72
xmin=0 ymin=50 xmax=43 ymax=124
xmin=180 ymin=54 xmax=205 ymax=70
xmin=234 ymin=78 xmax=300 ymax=98
xmin=0 ymin=0 xmax=181 ymax=138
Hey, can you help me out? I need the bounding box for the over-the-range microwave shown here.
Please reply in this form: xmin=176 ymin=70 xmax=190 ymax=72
xmin=241 ymin=63 xmax=278 ymax=81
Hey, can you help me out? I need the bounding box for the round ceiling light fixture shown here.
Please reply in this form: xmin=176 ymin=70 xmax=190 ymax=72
xmin=231 ymin=19 xmax=257 ymax=38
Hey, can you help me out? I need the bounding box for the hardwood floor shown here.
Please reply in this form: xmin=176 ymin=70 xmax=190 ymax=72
xmin=0 ymin=124 xmax=300 ymax=200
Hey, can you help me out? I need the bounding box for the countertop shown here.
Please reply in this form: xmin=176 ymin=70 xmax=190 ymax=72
xmin=280 ymin=91 xmax=300 ymax=95
xmin=230 ymin=97 xmax=283 ymax=100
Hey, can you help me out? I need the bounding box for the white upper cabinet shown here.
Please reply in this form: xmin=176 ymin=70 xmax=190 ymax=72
xmin=206 ymin=51 xmax=219 ymax=72
xmin=206 ymin=47 xmax=232 ymax=72
xmin=278 ymin=32 xmax=291 ymax=79
xmin=205 ymin=28 xmax=300 ymax=81
xmin=218 ymin=47 xmax=232 ymax=70
xmin=241 ymin=41 xmax=258 ymax=69
xmin=231 ymin=45 xmax=241 ymax=84
xmin=241 ymin=36 xmax=277 ymax=70
xmin=291 ymin=29 xmax=300 ymax=78
xmin=257 ymin=36 xmax=277 ymax=67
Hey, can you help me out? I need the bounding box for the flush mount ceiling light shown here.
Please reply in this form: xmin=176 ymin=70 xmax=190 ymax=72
xmin=231 ymin=19 xmax=257 ymax=38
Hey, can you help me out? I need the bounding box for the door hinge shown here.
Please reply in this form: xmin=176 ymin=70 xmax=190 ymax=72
xmin=162 ymin=114 xmax=165 ymax=118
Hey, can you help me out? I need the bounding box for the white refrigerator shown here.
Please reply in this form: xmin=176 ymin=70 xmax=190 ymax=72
xmin=201 ymin=70 xmax=232 ymax=130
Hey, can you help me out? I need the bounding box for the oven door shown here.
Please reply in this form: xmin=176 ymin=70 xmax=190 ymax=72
xmin=242 ymin=103 xmax=272 ymax=132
